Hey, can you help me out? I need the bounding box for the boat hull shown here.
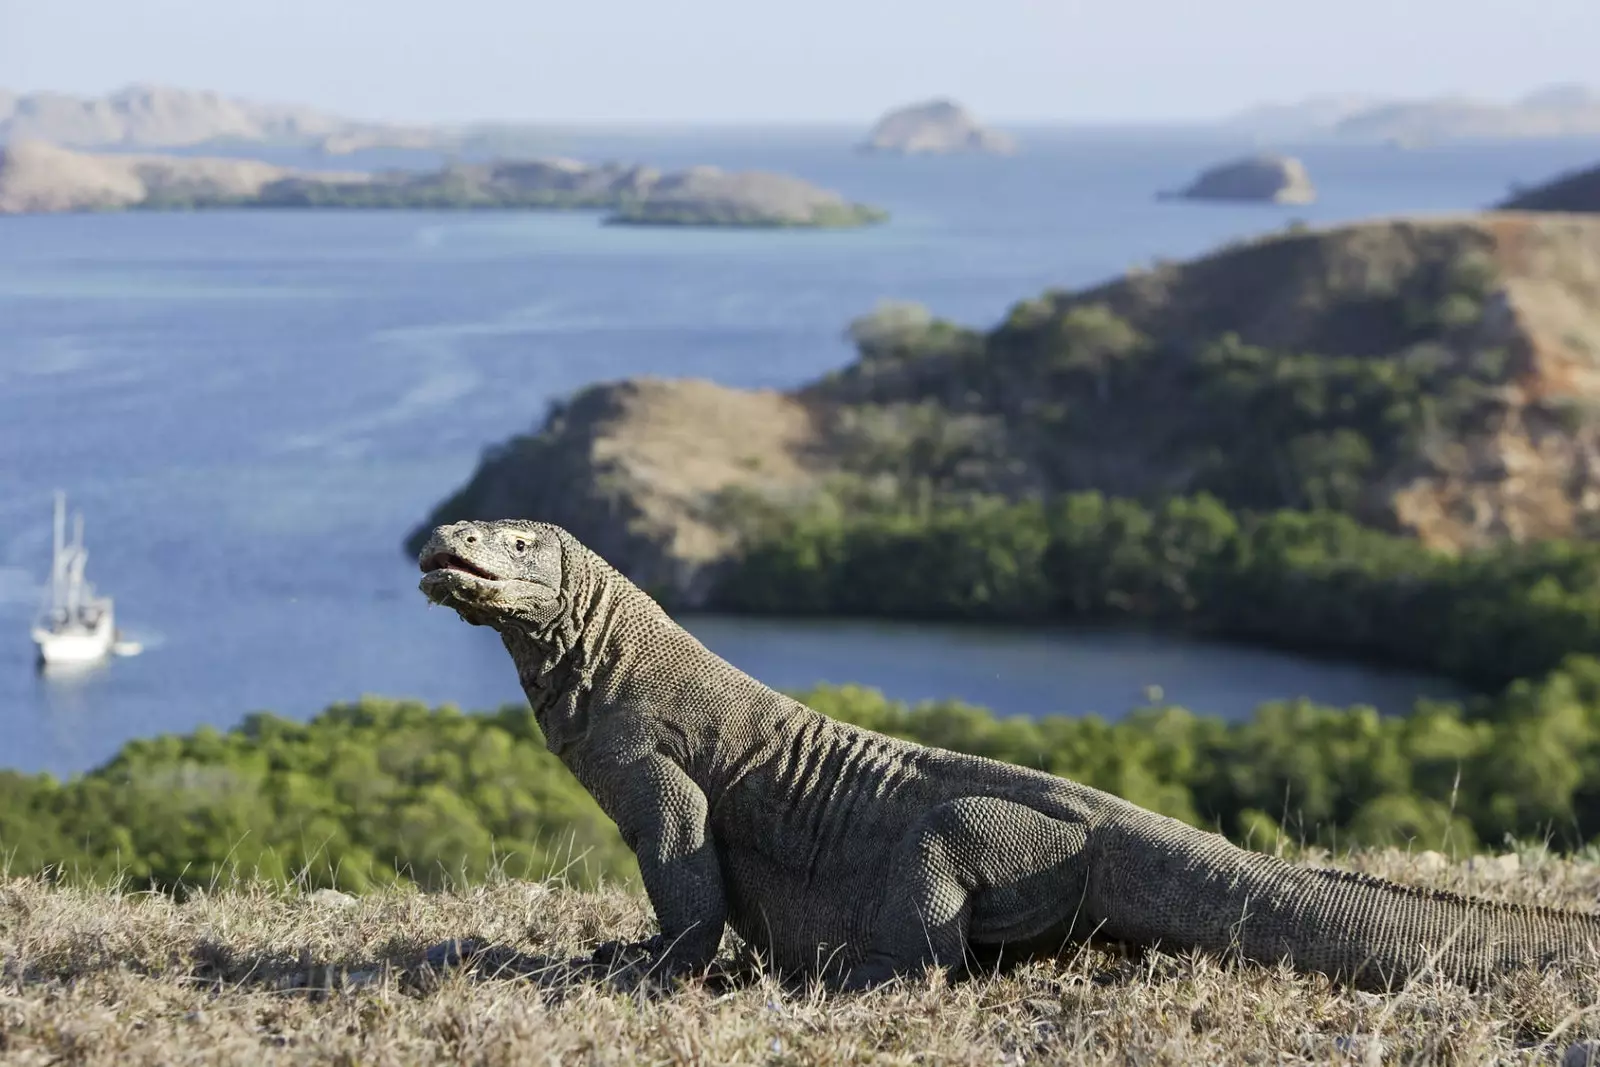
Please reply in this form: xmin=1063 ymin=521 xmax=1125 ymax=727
xmin=32 ymin=616 xmax=115 ymax=665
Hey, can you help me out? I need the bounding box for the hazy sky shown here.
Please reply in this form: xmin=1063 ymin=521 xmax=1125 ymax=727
xmin=4 ymin=0 xmax=1598 ymax=124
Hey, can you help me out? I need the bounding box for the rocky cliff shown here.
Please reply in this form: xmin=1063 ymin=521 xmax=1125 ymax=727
xmin=409 ymin=213 xmax=1600 ymax=601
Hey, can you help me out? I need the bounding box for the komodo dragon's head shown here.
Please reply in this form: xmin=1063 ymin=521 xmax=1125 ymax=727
xmin=417 ymin=519 xmax=568 ymax=632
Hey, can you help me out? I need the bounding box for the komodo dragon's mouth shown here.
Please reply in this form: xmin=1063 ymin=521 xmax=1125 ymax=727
xmin=419 ymin=553 xmax=501 ymax=582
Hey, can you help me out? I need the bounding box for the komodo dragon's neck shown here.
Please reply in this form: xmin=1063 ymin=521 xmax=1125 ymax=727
xmin=497 ymin=538 xmax=799 ymax=784
xmin=493 ymin=537 xmax=607 ymax=751
xmin=495 ymin=538 xmax=717 ymax=757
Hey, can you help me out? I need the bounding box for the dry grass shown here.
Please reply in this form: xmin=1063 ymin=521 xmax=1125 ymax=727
xmin=5 ymin=848 xmax=1600 ymax=1065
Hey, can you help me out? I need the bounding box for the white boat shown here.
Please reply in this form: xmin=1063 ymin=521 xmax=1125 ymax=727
xmin=31 ymin=491 xmax=122 ymax=666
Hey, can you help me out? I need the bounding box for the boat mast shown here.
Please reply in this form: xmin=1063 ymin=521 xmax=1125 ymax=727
xmin=69 ymin=509 xmax=86 ymax=615
xmin=51 ymin=490 xmax=66 ymax=617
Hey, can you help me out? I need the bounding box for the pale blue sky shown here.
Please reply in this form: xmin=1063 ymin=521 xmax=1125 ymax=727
xmin=3 ymin=0 xmax=1597 ymax=124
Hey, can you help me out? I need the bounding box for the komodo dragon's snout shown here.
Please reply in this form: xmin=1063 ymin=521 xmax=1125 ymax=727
xmin=417 ymin=519 xmax=564 ymax=627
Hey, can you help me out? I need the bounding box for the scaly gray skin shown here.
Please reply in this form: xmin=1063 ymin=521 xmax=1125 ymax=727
xmin=418 ymin=518 xmax=1600 ymax=992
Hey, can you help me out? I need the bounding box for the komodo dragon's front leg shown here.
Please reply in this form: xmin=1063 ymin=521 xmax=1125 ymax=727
xmin=584 ymin=752 xmax=728 ymax=980
xmin=840 ymin=797 xmax=1093 ymax=991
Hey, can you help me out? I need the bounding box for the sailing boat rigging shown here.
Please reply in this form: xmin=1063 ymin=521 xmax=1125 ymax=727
xmin=30 ymin=491 xmax=140 ymax=666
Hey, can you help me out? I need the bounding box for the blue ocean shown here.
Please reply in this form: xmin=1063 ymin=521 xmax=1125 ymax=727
xmin=4 ymin=128 xmax=1593 ymax=775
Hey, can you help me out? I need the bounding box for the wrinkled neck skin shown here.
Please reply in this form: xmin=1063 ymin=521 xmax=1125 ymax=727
xmin=496 ymin=538 xmax=644 ymax=757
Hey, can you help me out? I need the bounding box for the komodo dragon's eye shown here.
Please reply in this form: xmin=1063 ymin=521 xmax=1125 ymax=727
xmin=514 ymin=539 xmax=526 ymax=553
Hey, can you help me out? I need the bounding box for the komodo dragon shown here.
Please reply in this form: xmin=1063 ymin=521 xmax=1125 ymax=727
xmin=418 ymin=518 xmax=1600 ymax=992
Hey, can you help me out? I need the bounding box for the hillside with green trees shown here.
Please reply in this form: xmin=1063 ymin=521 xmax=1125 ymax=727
xmin=409 ymin=213 xmax=1600 ymax=604
xmin=711 ymin=489 xmax=1600 ymax=693
xmin=10 ymin=643 xmax=1600 ymax=892
xmin=25 ymin=491 xmax=1600 ymax=890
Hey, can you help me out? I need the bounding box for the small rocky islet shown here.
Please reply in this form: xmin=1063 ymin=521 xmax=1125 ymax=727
xmin=1164 ymin=153 xmax=1317 ymax=204
xmin=857 ymin=98 xmax=1017 ymax=155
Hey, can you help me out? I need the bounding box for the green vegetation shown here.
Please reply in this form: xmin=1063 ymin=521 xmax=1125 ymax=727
xmin=18 ymin=489 xmax=1600 ymax=888
xmin=134 ymin=181 xmax=889 ymax=225
xmin=11 ymin=654 xmax=1600 ymax=893
xmin=804 ymin=236 xmax=1521 ymax=524
xmin=0 ymin=700 xmax=631 ymax=894
xmin=131 ymin=189 xmax=622 ymax=212
xmin=713 ymin=488 xmax=1600 ymax=694
xmin=605 ymin=201 xmax=888 ymax=229
xmin=248 ymin=179 xmax=625 ymax=211
xmin=710 ymin=275 xmax=1573 ymax=688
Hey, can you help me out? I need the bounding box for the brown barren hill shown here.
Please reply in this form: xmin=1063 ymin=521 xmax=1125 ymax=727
xmin=412 ymin=213 xmax=1600 ymax=599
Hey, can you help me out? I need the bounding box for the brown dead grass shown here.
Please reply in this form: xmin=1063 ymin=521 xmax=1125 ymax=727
xmin=4 ymin=848 xmax=1600 ymax=1065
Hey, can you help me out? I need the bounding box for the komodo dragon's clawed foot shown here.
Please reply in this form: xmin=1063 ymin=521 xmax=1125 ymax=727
xmin=586 ymin=935 xmax=662 ymax=969
xmin=587 ymin=934 xmax=710 ymax=996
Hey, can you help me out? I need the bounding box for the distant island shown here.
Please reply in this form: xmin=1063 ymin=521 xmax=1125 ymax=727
xmin=0 ymin=141 xmax=887 ymax=228
xmin=1163 ymin=155 xmax=1316 ymax=204
xmin=18 ymin=81 xmax=1600 ymax=157
xmin=605 ymin=166 xmax=886 ymax=228
xmin=858 ymin=99 xmax=1016 ymax=155
xmin=1223 ymin=83 xmax=1600 ymax=143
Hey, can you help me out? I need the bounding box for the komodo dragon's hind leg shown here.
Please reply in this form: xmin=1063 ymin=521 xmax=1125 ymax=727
xmin=838 ymin=797 xmax=1092 ymax=991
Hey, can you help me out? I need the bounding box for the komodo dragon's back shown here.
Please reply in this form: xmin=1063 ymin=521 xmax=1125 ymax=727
xmin=417 ymin=518 xmax=1600 ymax=991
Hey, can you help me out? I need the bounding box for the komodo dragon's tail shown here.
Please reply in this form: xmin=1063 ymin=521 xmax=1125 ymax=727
xmin=1091 ymin=815 xmax=1600 ymax=989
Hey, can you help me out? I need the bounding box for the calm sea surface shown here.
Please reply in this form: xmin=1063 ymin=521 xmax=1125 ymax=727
xmin=5 ymin=128 xmax=1593 ymax=776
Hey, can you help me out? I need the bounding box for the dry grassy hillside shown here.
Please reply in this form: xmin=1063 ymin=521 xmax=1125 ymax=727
xmin=5 ymin=848 xmax=1600 ymax=1065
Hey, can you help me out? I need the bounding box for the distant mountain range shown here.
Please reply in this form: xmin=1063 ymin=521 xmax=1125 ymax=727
xmin=1222 ymin=84 xmax=1600 ymax=143
xmin=0 ymin=84 xmax=457 ymax=155
xmin=7 ymin=83 xmax=1600 ymax=153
